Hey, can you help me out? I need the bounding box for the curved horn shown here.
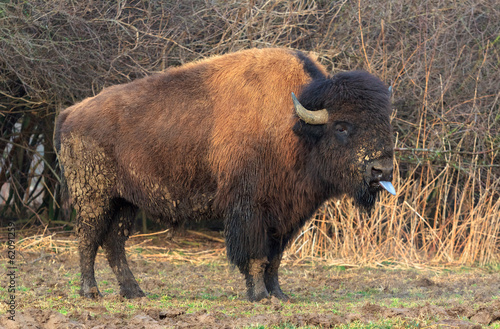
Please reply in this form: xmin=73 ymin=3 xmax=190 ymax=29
xmin=291 ymin=92 xmax=329 ymax=125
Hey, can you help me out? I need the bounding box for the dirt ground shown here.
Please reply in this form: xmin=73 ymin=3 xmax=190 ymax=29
xmin=1 ymin=233 xmax=500 ymax=328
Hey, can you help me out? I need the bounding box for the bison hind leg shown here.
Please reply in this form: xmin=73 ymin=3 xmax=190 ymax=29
xmin=102 ymin=200 xmax=145 ymax=299
xmin=75 ymin=201 xmax=112 ymax=299
xmin=78 ymin=236 xmax=103 ymax=299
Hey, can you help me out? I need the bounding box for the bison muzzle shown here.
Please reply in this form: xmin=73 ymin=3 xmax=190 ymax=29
xmin=55 ymin=48 xmax=395 ymax=301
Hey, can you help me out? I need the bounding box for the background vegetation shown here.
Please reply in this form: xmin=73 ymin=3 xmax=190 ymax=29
xmin=0 ymin=0 xmax=499 ymax=265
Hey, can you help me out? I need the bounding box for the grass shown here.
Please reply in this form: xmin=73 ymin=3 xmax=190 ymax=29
xmin=1 ymin=241 xmax=498 ymax=327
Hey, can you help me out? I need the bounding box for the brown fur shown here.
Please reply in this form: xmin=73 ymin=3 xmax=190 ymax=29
xmin=56 ymin=48 xmax=394 ymax=301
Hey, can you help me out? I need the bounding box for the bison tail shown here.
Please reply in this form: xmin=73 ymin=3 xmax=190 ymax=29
xmin=54 ymin=109 xmax=70 ymax=154
xmin=53 ymin=109 xmax=70 ymax=201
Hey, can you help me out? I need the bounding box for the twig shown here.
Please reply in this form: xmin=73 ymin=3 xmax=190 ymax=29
xmin=357 ymin=0 xmax=371 ymax=72
xmin=29 ymin=254 xmax=56 ymax=264
xmin=186 ymin=230 xmax=225 ymax=243
xmin=129 ymin=229 xmax=170 ymax=238
xmin=394 ymin=147 xmax=499 ymax=155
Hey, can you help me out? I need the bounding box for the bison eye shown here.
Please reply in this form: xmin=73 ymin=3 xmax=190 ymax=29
xmin=334 ymin=122 xmax=350 ymax=135
xmin=333 ymin=122 xmax=351 ymax=143
xmin=336 ymin=126 xmax=347 ymax=134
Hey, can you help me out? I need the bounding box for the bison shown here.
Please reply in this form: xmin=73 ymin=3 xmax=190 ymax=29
xmin=55 ymin=48 xmax=395 ymax=302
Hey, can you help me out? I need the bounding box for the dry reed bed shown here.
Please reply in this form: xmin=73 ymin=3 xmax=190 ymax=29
xmin=289 ymin=158 xmax=500 ymax=266
xmin=0 ymin=0 xmax=499 ymax=265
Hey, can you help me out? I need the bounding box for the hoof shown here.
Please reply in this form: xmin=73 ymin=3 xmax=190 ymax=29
xmin=80 ymin=286 xmax=102 ymax=299
xmin=248 ymin=289 xmax=269 ymax=302
xmin=120 ymin=285 xmax=146 ymax=299
xmin=270 ymin=290 xmax=289 ymax=301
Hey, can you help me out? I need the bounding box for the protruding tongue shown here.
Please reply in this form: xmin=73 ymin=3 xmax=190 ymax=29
xmin=379 ymin=181 xmax=396 ymax=195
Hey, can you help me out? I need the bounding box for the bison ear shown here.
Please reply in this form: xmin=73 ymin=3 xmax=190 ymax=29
xmin=292 ymin=119 xmax=326 ymax=143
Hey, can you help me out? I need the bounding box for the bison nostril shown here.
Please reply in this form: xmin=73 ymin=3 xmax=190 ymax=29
xmin=371 ymin=168 xmax=383 ymax=179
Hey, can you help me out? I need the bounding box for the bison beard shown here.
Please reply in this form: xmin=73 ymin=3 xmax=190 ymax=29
xmin=55 ymin=48 xmax=395 ymax=302
xmin=356 ymin=184 xmax=378 ymax=211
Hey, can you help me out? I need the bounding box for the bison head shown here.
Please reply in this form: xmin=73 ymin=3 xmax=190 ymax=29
xmin=293 ymin=71 xmax=395 ymax=211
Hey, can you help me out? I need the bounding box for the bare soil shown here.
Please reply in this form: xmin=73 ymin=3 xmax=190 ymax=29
xmin=1 ymin=234 xmax=500 ymax=328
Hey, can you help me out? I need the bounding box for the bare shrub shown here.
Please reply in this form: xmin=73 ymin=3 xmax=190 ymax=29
xmin=0 ymin=0 xmax=498 ymax=265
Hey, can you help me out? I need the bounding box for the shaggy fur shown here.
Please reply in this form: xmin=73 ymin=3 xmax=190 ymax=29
xmin=55 ymin=48 xmax=394 ymax=301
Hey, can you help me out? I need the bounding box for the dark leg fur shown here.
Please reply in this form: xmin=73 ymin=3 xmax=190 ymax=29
xmin=102 ymin=202 xmax=145 ymax=298
xmin=224 ymin=201 xmax=273 ymax=301
xmin=77 ymin=214 xmax=110 ymax=299
xmin=244 ymin=258 xmax=269 ymax=301
xmin=78 ymin=235 xmax=102 ymax=298
xmin=223 ymin=197 xmax=293 ymax=302
xmin=264 ymin=253 xmax=288 ymax=300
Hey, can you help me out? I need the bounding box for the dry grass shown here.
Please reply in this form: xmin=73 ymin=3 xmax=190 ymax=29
xmin=11 ymin=230 xmax=227 ymax=266
xmin=1 ymin=0 xmax=499 ymax=266
xmin=288 ymin=158 xmax=500 ymax=266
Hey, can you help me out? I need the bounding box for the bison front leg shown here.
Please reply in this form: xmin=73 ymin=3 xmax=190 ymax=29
xmin=224 ymin=203 xmax=271 ymax=301
xmin=244 ymin=258 xmax=270 ymax=301
xmin=264 ymin=253 xmax=289 ymax=301
xmin=102 ymin=202 xmax=145 ymax=299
